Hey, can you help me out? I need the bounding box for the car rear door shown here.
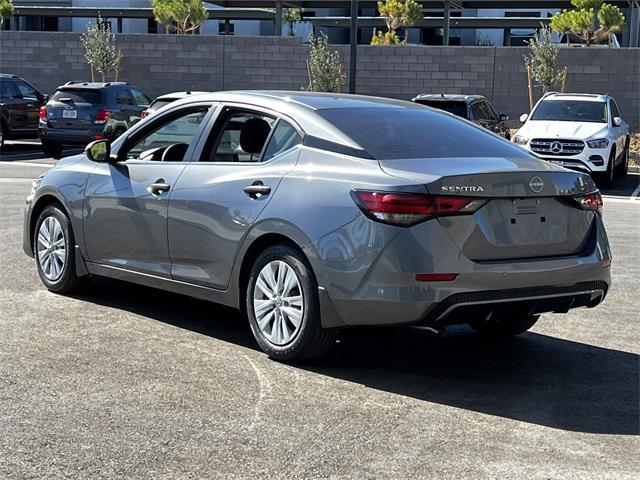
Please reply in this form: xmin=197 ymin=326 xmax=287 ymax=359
xmin=167 ymin=105 xmax=303 ymax=289
xmin=14 ymin=80 xmax=42 ymax=132
xmin=83 ymin=103 xmax=214 ymax=277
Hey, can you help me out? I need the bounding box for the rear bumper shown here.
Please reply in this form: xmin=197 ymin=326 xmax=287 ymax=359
xmin=39 ymin=126 xmax=105 ymax=145
xmin=309 ymin=214 xmax=612 ymax=328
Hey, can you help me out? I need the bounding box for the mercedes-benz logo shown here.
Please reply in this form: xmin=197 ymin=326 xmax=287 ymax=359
xmin=550 ymin=141 xmax=563 ymax=153
xmin=529 ymin=176 xmax=544 ymax=193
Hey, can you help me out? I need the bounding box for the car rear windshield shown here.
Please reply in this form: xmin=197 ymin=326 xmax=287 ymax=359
xmin=149 ymin=99 xmax=174 ymax=111
xmin=52 ymin=89 xmax=103 ymax=105
xmin=531 ymin=100 xmax=607 ymax=123
xmin=317 ymin=107 xmax=529 ymax=160
xmin=415 ymin=100 xmax=468 ymax=118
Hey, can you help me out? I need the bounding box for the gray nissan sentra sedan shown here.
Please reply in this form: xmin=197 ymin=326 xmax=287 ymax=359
xmin=24 ymin=91 xmax=611 ymax=363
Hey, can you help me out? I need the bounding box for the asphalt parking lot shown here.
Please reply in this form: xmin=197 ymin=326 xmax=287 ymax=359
xmin=1 ymin=141 xmax=639 ymax=479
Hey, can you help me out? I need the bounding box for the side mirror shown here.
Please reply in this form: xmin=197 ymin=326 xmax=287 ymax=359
xmin=41 ymin=93 xmax=49 ymax=104
xmin=85 ymin=139 xmax=111 ymax=163
xmin=499 ymin=113 xmax=509 ymax=122
xmin=613 ymin=116 xmax=622 ymax=127
xmin=519 ymin=113 xmax=528 ymax=123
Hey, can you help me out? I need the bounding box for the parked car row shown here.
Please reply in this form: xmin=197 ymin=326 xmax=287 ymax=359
xmin=1 ymin=73 xmax=632 ymax=188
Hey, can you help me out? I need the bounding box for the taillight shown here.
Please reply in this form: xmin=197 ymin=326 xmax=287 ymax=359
xmin=140 ymin=109 xmax=149 ymax=119
xmin=573 ymin=191 xmax=603 ymax=215
xmin=94 ymin=108 xmax=111 ymax=124
xmin=350 ymin=190 xmax=486 ymax=227
xmin=39 ymin=106 xmax=48 ymax=122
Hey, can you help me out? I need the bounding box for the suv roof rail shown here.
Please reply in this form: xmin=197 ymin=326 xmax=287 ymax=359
xmin=64 ymin=80 xmax=88 ymax=86
xmin=103 ymin=82 xmax=129 ymax=87
xmin=0 ymin=73 xmax=20 ymax=78
xmin=542 ymin=91 xmax=558 ymax=98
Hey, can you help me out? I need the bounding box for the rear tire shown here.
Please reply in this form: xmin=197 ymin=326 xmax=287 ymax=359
xmin=245 ymin=244 xmax=336 ymax=363
xmin=470 ymin=315 xmax=540 ymax=337
xmin=42 ymin=140 xmax=63 ymax=159
xmin=34 ymin=204 xmax=89 ymax=294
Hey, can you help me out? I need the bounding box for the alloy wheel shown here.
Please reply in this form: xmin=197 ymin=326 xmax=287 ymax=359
xmin=37 ymin=216 xmax=66 ymax=281
xmin=253 ymin=260 xmax=304 ymax=346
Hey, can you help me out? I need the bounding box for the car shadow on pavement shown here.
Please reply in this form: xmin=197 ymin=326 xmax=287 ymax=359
xmin=76 ymin=277 xmax=639 ymax=436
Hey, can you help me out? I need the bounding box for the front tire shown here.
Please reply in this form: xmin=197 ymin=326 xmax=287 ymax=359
xmin=470 ymin=315 xmax=540 ymax=337
xmin=34 ymin=205 xmax=88 ymax=294
xmin=245 ymin=244 xmax=336 ymax=363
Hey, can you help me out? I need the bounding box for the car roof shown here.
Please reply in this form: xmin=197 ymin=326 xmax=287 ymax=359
xmin=57 ymin=81 xmax=130 ymax=90
xmin=0 ymin=73 xmax=21 ymax=79
xmin=412 ymin=93 xmax=486 ymax=103
xmin=154 ymin=91 xmax=210 ymax=102
xmin=542 ymin=93 xmax=608 ymax=102
xmin=169 ymin=91 xmax=426 ymax=150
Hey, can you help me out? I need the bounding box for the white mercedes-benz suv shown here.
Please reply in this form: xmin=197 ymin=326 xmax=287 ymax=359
xmin=513 ymin=93 xmax=630 ymax=188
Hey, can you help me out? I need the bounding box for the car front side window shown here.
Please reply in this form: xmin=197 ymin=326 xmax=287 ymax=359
xmin=124 ymin=108 xmax=209 ymax=162
xmin=16 ymin=82 xmax=39 ymax=101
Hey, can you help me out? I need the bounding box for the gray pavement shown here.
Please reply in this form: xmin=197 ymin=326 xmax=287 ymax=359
xmin=0 ymin=152 xmax=639 ymax=479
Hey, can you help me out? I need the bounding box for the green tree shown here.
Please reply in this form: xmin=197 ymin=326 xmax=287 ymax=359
xmin=282 ymin=8 xmax=302 ymax=36
xmin=80 ymin=17 xmax=121 ymax=82
xmin=524 ymin=26 xmax=565 ymax=93
xmin=151 ymin=0 xmax=208 ymax=35
xmin=0 ymin=0 xmax=14 ymax=29
xmin=305 ymin=33 xmax=345 ymax=93
xmin=371 ymin=0 xmax=422 ymax=45
xmin=550 ymin=0 xmax=625 ymax=47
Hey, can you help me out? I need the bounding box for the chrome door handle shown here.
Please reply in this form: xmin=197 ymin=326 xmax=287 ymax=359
xmin=147 ymin=179 xmax=171 ymax=195
xmin=243 ymin=181 xmax=271 ymax=198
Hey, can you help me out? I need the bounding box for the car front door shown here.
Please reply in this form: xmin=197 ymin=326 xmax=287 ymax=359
xmin=15 ymin=80 xmax=42 ymax=132
xmin=83 ymin=104 xmax=213 ymax=277
xmin=168 ymin=106 xmax=303 ymax=289
xmin=0 ymin=80 xmax=28 ymax=131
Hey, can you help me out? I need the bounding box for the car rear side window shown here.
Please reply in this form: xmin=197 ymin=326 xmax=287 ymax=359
xmin=16 ymin=81 xmax=39 ymax=100
xmin=317 ymin=107 xmax=530 ymax=160
xmin=262 ymin=120 xmax=302 ymax=162
xmin=52 ymin=89 xmax=102 ymax=105
xmin=0 ymin=81 xmax=19 ymax=99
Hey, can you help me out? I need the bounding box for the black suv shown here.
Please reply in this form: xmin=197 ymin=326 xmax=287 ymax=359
xmin=412 ymin=94 xmax=511 ymax=140
xmin=39 ymin=81 xmax=151 ymax=158
xmin=0 ymin=74 xmax=47 ymax=150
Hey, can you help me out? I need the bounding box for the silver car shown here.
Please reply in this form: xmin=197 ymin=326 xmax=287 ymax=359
xmin=24 ymin=92 xmax=612 ymax=363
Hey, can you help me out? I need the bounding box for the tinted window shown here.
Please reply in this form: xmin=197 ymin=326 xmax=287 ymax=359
xmin=610 ymin=100 xmax=620 ymax=119
xmin=531 ymin=100 xmax=607 ymax=123
xmin=317 ymin=107 xmax=530 ymax=160
xmin=130 ymin=87 xmax=150 ymax=107
xmin=417 ymin=100 xmax=467 ymax=118
xmin=115 ymin=89 xmax=134 ymax=105
xmin=204 ymin=110 xmax=275 ymax=162
xmin=0 ymin=81 xmax=19 ymax=99
xmin=263 ymin=120 xmax=302 ymax=162
xmin=470 ymin=102 xmax=486 ymax=120
xmin=482 ymin=101 xmax=499 ymax=121
xmin=52 ymin=89 xmax=102 ymax=105
xmin=16 ymin=81 xmax=39 ymax=100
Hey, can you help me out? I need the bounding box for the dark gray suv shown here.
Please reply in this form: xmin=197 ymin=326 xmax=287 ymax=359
xmin=39 ymin=81 xmax=151 ymax=158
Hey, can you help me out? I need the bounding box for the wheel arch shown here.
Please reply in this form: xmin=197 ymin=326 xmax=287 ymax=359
xmin=27 ymin=193 xmax=68 ymax=255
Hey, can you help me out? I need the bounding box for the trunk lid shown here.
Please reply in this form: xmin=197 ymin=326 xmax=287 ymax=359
xmin=47 ymin=88 xmax=104 ymax=130
xmin=379 ymin=157 xmax=598 ymax=261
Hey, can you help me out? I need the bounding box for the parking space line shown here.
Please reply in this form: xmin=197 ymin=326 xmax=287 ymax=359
xmin=0 ymin=161 xmax=55 ymax=168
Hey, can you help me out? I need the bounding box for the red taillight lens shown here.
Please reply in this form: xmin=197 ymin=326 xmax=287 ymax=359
xmin=140 ymin=109 xmax=149 ymax=119
xmin=351 ymin=190 xmax=486 ymax=227
xmin=573 ymin=191 xmax=603 ymax=215
xmin=39 ymin=106 xmax=48 ymax=122
xmin=94 ymin=108 xmax=111 ymax=124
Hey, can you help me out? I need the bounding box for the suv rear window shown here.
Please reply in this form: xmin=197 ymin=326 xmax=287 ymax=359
xmin=416 ymin=100 xmax=467 ymax=118
xmin=317 ymin=107 xmax=529 ymax=160
xmin=52 ymin=89 xmax=103 ymax=105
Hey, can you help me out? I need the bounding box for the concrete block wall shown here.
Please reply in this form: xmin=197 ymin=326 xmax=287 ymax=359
xmin=1 ymin=32 xmax=638 ymax=127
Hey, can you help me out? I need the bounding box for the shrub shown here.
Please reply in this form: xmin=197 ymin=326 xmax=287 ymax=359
xmin=80 ymin=17 xmax=122 ymax=82
xmin=305 ymin=33 xmax=345 ymax=93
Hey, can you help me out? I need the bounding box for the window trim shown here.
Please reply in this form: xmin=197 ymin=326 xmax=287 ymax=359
xmin=191 ymin=102 xmax=305 ymax=166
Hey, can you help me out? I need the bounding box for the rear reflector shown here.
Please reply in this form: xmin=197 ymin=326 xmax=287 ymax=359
xmin=39 ymin=106 xmax=48 ymax=122
xmin=351 ymin=190 xmax=487 ymax=227
xmin=573 ymin=191 xmax=603 ymax=215
xmin=416 ymin=273 xmax=459 ymax=282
